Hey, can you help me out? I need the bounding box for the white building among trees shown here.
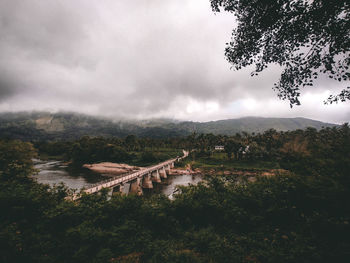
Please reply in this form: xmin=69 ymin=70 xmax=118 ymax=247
xmin=214 ymin=145 xmax=224 ymax=151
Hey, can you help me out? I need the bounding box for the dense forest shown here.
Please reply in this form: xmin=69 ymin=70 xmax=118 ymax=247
xmin=34 ymin=135 xmax=183 ymax=167
xmin=1 ymin=124 xmax=349 ymax=262
xmin=0 ymin=112 xmax=336 ymax=140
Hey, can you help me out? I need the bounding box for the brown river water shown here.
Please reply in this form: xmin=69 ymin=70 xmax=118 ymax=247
xmin=33 ymin=159 xmax=203 ymax=198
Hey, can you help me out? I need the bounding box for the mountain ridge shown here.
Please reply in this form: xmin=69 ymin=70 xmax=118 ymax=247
xmin=0 ymin=111 xmax=338 ymax=140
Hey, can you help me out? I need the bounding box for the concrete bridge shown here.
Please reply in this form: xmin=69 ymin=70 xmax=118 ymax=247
xmin=73 ymin=150 xmax=188 ymax=200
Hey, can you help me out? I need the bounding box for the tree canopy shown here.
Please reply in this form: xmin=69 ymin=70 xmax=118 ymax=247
xmin=1 ymin=127 xmax=350 ymax=262
xmin=211 ymin=0 xmax=350 ymax=106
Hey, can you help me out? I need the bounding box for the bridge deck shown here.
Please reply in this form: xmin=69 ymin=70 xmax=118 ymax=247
xmin=72 ymin=150 xmax=188 ymax=199
xmin=83 ymin=158 xmax=177 ymax=195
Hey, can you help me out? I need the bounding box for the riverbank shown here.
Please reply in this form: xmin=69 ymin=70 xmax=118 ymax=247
xmin=175 ymin=152 xmax=291 ymax=181
xmin=173 ymin=163 xmax=290 ymax=181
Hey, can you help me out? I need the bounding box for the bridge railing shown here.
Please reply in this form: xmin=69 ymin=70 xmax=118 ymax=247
xmin=84 ymin=157 xmax=180 ymax=191
xmin=73 ymin=151 xmax=189 ymax=198
xmin=82 ymin=150 xmax=189 ymax=192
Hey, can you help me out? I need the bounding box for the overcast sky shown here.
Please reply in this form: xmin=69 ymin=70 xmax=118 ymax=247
xmin=0 ymin=0 xmax=349 ymax=124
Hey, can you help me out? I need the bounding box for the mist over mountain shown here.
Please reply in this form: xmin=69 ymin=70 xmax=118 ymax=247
xmin=0 ymin=111 xmax=337 ymax=141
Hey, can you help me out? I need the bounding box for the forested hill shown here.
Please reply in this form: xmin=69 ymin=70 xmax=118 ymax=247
xmin=0 ymin=112 xmax=337 ymax=140
xmin=177 ymin=117 xmax=337 ymax=135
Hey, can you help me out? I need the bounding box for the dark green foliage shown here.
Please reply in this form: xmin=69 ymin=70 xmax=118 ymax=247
xmin=1 ymin=125 xmax=350 ymax=262
xmin=211 ymin=0 xmax=350 ymax=105
xmin=68 ymin=137 xmax=131 ymax=165
xmin=34 ymin=141 xmax=72 ymax=160
xmin=224 ymin=139 xmax=242 ymax=159
xmin=32 ymin=135 xmax=183 ymax=169
xmin=0 ymin=140 xmax=37 ymax=179
xmin=1 ymin=170 xmax=349 ymax=262
xmin=279 ymin=124 xmax=350 ymax=177
xmin=140 ymin=152 xmax=157 ymax=164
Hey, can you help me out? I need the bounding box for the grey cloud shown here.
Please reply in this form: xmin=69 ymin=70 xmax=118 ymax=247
xmin=0 ymin=73 xmax=17 ymax=101
xmin=0 ymin=0 xmax=348 ymax=123
xmin=0 ymin=0 xmax=94 ymax=67
xmin=0 ymin=65 xmax=30 ymax=102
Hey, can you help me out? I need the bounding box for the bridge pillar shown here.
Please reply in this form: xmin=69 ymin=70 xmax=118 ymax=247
xmin=159 ymin=167 xmax=167 ymax=179
xmin=151 ymin=170 xmax=162 ymax=183
xmin=142 ymin=173 xmax=153 ymax=189
xmin=107 ymin=188 xmax=114 ymax=200
xmin=166 ymin=164 xmax=171 ymax=174
xmin=123 ymin=183 xmax=131 ymax=195
xmin=130 ymin=177 xmax=143 ymax=195
xmin=118 ymin=183 xmax=125 ymax=194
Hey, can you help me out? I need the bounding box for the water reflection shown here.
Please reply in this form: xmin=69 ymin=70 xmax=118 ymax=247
xmin=33 ymin=159 xmax=105 ymax=190
xmin=151 ymin=174 xmax=204 ymax=199
xmin=33 ymin=159 xmax=204 ymax=197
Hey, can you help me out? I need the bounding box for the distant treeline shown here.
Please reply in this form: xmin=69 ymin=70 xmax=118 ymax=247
xmin=34 ymin=135 xmax=183 ymax=167
xmin=32 ymin=124 xmax=350 ymax=177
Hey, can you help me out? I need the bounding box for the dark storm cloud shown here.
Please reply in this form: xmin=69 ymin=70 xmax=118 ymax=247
xmin=0 ymin=64 xmax=32 ymax=102
xmin=0 ymin=0 xmax=94 ymax=67
xmin=0 ymin=75 xmax=16 ymax=101
xmin=0 ymin=0 xmax=348 ymax=123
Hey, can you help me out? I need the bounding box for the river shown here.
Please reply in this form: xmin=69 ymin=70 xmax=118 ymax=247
xmin=33 ymin=159 xmax=203 ymax=198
